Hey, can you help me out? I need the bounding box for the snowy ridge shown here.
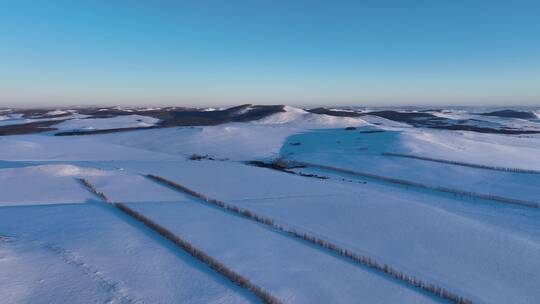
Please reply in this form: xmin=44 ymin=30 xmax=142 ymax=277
xmin=23 ymin=164 xmax=111 ymax=177
xmin=256 ymin=106 xmax=367 ymax=128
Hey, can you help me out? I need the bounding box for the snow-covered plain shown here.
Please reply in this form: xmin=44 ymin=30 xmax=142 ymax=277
xmin=1 ymin=105 xmax=539 ymax=303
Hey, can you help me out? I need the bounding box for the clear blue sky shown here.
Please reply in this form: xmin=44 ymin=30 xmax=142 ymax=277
xmin=1 ymin=0 xmax=539 ymax=107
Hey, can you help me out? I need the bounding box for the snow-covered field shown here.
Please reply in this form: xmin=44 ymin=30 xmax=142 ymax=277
xmin=52 ymin=114 xmax=160 ymax=131
xmin=1 ymin=105 xmax=539 ymax=303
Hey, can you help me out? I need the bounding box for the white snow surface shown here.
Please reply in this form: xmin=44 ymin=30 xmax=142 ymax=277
xmin=126 ymin=201 xmax=437 ymax=304
xmin=130 ymin=159 xmax=540 ymax=304
xmin=100 ymin=106 xmax=369 ymax=160
xmin=84 ymin=172 xmax=188 ymax=203
xmin=0 ymin=135 xmax=180 ymax=161
xmin=45 ymin=110 xmax=70 ymax=116
xmin=396 ymin=129 xmax=540 ymax=171
xmin=0 ymin=236 xmax=113 ymax=304
xmin=281 ymin=128 xmax=540 ymax=203
xmin=52 ymin=114 xmax=160 ymax=131
xmin=1 ymin=105 xmax=540 ymax=303
xmin=257 ymin=106 xmax=367 ymax=127
xmin=0 ymin=204 xmax=254 ymax=304
xmin=0 ymin=165 xmax=106 ymax=206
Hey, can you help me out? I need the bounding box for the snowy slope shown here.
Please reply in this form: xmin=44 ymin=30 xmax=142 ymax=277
xmin=0 ymin=134 xmax=180 ymax=161
xmin=0 ymin=236 xmax=114 ymax=304
xmin=281 ymin=128 xmax=540 ymax=203
xmin=131 ymin=159 xmax=540 ymax=304
xmin=126 ymin=201 xmax=438 ymax=304
xmin=0 ymin=204 xmax=255 ymax=304
xmin=0 ymin=165 xmax=105 ymax=206
xmin=98 ymin=106 xmax=369 ymax=160
xmin=396 ymin=129 xmax=540 ymax=171
xmin=84 ymin=172 xmax=190 ymax=203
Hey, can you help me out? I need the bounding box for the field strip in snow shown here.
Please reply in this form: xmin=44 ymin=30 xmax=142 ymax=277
xmin=146 ymin=174 xmax=472 ymax=304
xmin=382 ymin=153 xmax=540 ymax=174
xmin=1 ymin=202 xmax=255 ymax=304
xmin=215 ymin=183 xmax=540 ymax=304
xmin=78 ymin=178 xmax=280 ymax=304
xmin=25 ymin=237 xmax=142 ymax=303
xmin=123 ymin=201 xmax=444 ymax=304
xmin=290 ymin=161 xmax=540 ymax=208
xmin=114 ymin=204 xmax=282 ymax=304
xmin=0 ymin=236 xmax=126 ymax=304
xmin=0 ymin=165 xmax=99 ymax=207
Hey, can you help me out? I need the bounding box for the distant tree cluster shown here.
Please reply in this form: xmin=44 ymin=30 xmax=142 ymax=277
xmin=146 ymin=174 xmax=472 ymax=304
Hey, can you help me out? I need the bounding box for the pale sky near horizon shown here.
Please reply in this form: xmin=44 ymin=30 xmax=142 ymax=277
xmin=1 ymin=0 xmax=539 ymax=107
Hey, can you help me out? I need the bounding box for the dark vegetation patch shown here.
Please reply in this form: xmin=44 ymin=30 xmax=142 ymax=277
xmin=16 ymin=109 xmax=71 ymax=119
xmin=416 ymin=109 xmax=444 ymax=113
xmin=75 ymin=107 xmax=141 ymax=118
xmin=247 ymin=159 xmax=299 ymax=171
xmin=479 ymin=109 xmax=537 ymax=119
xmin=359 ymin=130 xmax=385 ymax=134
xmin=246 ymin=159 xmax=328 ymax=179
xmin=366 ymin=111 xmax=444 ymax=125
xmin=7 ymin=106 xmax=539 ymax=137
xmin=189 ymin=153 xmax=215 ymax=161
xmin=306 ymin=107 xmax=364 ymax=117
xmin=154 ymin=104 xmax=285 ymax=127
xmin=0 ymin=119 xmax=68 ymax=136
xmin=345 ymin=126 xmax=357 ymax=130
xmin=429 ymin=125 xmax=540 ymax=134
xmin=52 ymin=104 xmax=286 ymax=136
xmin=289 ymin=142 xmax=302 ymax=146
xmin=295 ymin=171 xmax=330 ymax=179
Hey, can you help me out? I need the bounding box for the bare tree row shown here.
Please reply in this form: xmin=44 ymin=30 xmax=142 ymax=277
xmin=77 ymin=177 xmax=281 ymax=304
xmin=383 ymin=152 xmax=540 ymax=174
xmin=293 ymin=161 xmax=539 ymax=209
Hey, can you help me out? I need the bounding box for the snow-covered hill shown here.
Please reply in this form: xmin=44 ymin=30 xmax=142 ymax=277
xmin=1 ymin=105 xmax=539 ymax=303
